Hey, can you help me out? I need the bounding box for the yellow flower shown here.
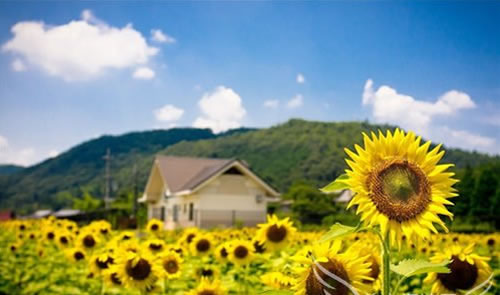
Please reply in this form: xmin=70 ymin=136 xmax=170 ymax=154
xmin=77 ymin=231 xmax=100 ymax=250
xmin=215 ymin=243 xmax=230 ymax=263
xmin=187 ymin=278 xmax=225 ymax=295
xmin=158 ymin=250 xmax=183 ymax=279
xmin=89 ymin=252 xmax=115 ymax=275
xmin=424 ymin=243 xmax=493 ymax=294
xmin=190 ymin=234 xmax=214 ymax=256
xmin=292 ymin=240 xmax=373 ymax=295
xmin=144 ymin=239 xmax=166 ymax=254
xmin=112 ymin=247 xmax=161 ymax=291
xmin=65 ymin=247 xmax=87 ymax=263
xmin=228 ymin=240 xmax=254 ymax=266
xmin=256 ymin=214 xmax=296 ymax=251
xmin=261 ymin=272 xmax=295 ymax=289
xmin=343 ymin=129 xmax=458 ymax=243
xmin=146 ymin=218 xmax=164 ymax=234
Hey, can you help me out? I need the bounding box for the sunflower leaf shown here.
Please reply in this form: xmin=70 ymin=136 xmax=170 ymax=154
xmin=319 ymin=222 xmax=360 ymax=243
xmin=390 ymin=259 xmax=451 ymax=278
xmin=320 ymin=174 xmax=349 ymax=193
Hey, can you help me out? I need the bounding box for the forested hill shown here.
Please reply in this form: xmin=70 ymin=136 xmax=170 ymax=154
xmin=0 ymin=128 xmax=219 ymax=212
xmin=0 ymin=119 xmax=497 ymax=213
xmin=163 ymin=119 xmax=497 ymax=192
xmin=0 ymin=165 xmax=24 ymax=175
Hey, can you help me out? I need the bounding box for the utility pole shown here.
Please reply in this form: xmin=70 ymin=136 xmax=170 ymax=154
xmin=132 ymin=160 xmax=138 ymax=219
xmin=103 ymin=148 xmax=112 ymax=209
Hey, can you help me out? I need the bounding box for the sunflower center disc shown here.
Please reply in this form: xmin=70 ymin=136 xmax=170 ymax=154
xmin=164 ymin=260 xmax=179 ymax=274
xmin=150 ymin=243 xmax=162 ymax=250
xmin=199 ymin=291 xmax=216 ymax=295
xmin=196 ymin=239 xmax=210 ymax=252
xmin=74 ymin=252 xmax=84 ymax=260
xmin=266 ymin=225 xmax=287 ymax=243
xmin=126 ymin=258 xmax=152 ymax=281
xmin=220 ymin=247 xmax=228 ymax=258
xmin=83 ymin=235 xmax=96 ymax=248
xmin=254 ymin=241 xmax=266 ymax=253
xmin=96 ymin=257 xmax=113 ymax=269
xmin=369 ymin=160 xmax=431 ymax=222
xmin=111 ymin=273 xmax=122 ymax=285
xmin=151 ymin=224 xmax=159 ymax=231
xmin=200 ymin=269 xmax=213 ymax=277
xmin=234 ymin=246 xmax=249 ymax=259
xmin=437 ymin=255 xmax=478 ymax=291
xmin=305 ymin=259 xmax=350 ymax=295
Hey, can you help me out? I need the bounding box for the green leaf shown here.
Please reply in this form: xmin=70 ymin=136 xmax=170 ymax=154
xmin=319 ymin=222 xmax=360 ymax=243
xmin=320 ymin=174 xmax=349 ymax=193
xmin=391 ymin=259 xmax=451 ymax=278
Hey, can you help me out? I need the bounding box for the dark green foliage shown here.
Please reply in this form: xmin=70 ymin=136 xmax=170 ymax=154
xmin=0 ymin=165 xmax=24 ymax=175
xmin=282 ymin=181 xmax=339 ymax=224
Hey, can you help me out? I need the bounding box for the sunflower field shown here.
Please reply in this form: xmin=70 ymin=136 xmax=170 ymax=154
xmin=1 ymin=129 xmax=499 ymax=295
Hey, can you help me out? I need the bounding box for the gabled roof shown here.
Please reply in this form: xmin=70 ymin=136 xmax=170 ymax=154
xmin=155 ymin=156 xmax=234 ymax=193
xmin=149 ymin=155 xmax=279 ymax=197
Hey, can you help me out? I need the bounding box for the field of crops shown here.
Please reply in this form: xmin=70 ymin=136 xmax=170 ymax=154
xmin=0 ymin=216 xmax=498 ymax=295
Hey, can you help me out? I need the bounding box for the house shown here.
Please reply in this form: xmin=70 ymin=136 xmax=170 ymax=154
xmin=139 ymin=156 xmax=280 ymax=229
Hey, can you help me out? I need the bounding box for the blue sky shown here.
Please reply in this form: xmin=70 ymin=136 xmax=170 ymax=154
xmin=0 ymin=1 xmax=499 ymax=166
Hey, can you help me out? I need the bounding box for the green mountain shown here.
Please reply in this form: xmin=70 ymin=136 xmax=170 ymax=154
xmin=0 ymin=119 xmax=496 ymax=214
xmin=0 ymin=165 xmax=24 ymax=175
xmin=162 ymin=119 xmax=496 ymax=192
xmin=0 ymin=128 xmax=217 ymax=212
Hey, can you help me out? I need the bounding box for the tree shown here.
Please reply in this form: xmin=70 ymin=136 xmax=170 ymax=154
xmin=72 ymin=191 xmax=102 ymax=212
xmin=284 ymin=182 xmax=338 ymax=224
xmin=471 ymin=167 xmax=497 ymax=220
xmin=453 ymin=165 xmax=475 ymax=216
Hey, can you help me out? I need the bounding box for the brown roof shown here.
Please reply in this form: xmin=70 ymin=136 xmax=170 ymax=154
xmin=155 ymin=156 xmax=235 ymax=193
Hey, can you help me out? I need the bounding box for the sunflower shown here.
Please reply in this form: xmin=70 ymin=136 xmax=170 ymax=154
xmin=145 ymin=239 xmax=166 ymax=254
xmin=350 ymin=242 xmax=382 ymax=291
xmin=89 ymin=252 xmax=115 ymax=275
xmin=158 ymin=250 xmax=183 ymax=279
xmin=146 ymin=218 xmax=164 ymax=234
xmin=65 ymin=247 xmax=87 ymax=263
xmin=228 ymin=240 xmax=254 ymax=266
xmin=187 ymin=278 xmax=225 ymax=295
xmin=181 ymin=228 xmax=199 ymax=245
xmin=256 ymin=214 xmax=296 ymax=251
xmin=423 ymin=243 xmax=493 ymax=294
xmin=293 ymin=240 xmax=372 ymax=295
xmin=56 ymin=231 xmax=73 ymax=248
xmin=261 ymin=272 xmax=295 ymax=290
xmin=190 ymin=234 xmax=214 ymax=256
xmin=195 ymin=264 xmax=219 ymax=280
xmin=43 ymin=227 xmax=57 ymax=243
xmin=215 ymin=243 xmax=230 ymax=263
xmin=103 ymin=269 xmax=123 ymax=287
xmin=112 ymin=248 xmax=161 ymax=291
xmin=342 ymin=129 xmax=458 ymax=243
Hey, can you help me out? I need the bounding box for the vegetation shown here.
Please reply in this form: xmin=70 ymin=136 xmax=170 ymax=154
xmin=0 ymin=119 xmax=498 ymax=227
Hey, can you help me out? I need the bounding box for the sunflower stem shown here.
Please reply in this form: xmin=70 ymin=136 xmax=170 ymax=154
xmin=382 ymin=231 xmax=391 ymax=295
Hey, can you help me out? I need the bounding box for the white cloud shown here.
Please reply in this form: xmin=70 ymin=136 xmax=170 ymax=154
xmin=151 ymin=29 xmax=176 ymax=44
xmin=2 ymin=10 xmax=159 ymax=81
xmin=132 ymin=67 xmax=155 ymax=80
xmin=287 ymin=94 xmax=303 ymax=109
xmin=263 ymin=99 xmax=279 ymax=109
xmin=430 ymin=126 xmax=497 ymax=154
xmin=193 ymin=86 xmax=246 ymax=133
xmin=0 ymin=136 xmax=8 ymax=149
xmin=296 ymin=73 xmax=305 ymax=84
xmin=48 ymin=150 xmax=59 ymax=158
xmin=154 ymin=104 xmax=184 ymax=122
xmin=0 ymin=147 xmax=36 ymax=166
xmin=11 ymin=58 xmax=26 ymax=72
xmin=362 ymin=79 xmax=476 ymax=133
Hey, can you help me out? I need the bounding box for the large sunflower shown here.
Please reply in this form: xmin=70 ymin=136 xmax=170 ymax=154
xmin=423 ymin=244 xmax=493 ymax=294
xmin=293 ymin=240 xmax=372 ymax=295
xmin=343 ymin=129 xmax=457 ymax=243
xmin=256 ymin=214 xmax=296 ymax=251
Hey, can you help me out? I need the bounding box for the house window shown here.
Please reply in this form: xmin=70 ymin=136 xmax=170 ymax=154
xmin=160 ymin=206 xmax=165 ymax=221
xmin=189 ymin=203 xmax=194 ymax=221
xmin=183 ymin=204 xmax=187 ymax=214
